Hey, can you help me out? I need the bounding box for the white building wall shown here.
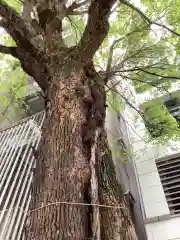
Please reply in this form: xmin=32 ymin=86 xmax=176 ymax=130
xmin=119 ymin=82 xmax=180 ymax=240
xmin=105 ymin=109 xmax=147 ymax=239
xmin=146 ymin=217 xmax=180 ymax=240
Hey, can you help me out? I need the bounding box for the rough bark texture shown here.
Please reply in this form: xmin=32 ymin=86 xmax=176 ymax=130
xmin=28 ymin=67 xmax=92 ymax=239
xmin=26 ymin=64 xmax=137 ymax=239
xmin=90 ymin=74 xmax=137 ymax=240
xmin=0 ymin=0 xmax=138 ymax=239
xmin=97 ymin=131 xmax=137 ymax=239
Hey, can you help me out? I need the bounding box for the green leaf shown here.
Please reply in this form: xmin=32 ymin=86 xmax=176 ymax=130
xmin=142 ymin=98 xmax=180 ymax=142
xmin=4 ymin=0 xmax=22 ymax=13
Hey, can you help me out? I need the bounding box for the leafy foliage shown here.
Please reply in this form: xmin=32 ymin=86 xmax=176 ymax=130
xmin=0 ymin=30 xmax=28 ymax=120
xmin=63 ymin=15 xmax=85 ymax=47
xmin=0 ymin=60 xmax=28 ymax=117
xmin=142 ymin=97 xmax=180 ymax=142
xmin=4 ymin=0 xmax=21 ymax=13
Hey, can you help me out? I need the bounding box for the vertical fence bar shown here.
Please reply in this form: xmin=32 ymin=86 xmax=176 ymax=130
xmin=0 ymin=111 xmax=45 ymax=239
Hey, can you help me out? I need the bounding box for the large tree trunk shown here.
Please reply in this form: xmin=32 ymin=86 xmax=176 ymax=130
xmin=26 ymin=62 xmax=137 ymax=239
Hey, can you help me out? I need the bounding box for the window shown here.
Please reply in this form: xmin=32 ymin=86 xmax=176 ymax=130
xmin=156 ymin=155 xmax=180 ymax=215
xmin=25 ymin=92 xmax=44 ymax=116
xmin=164 ymin=97 xmax=180 ymax=124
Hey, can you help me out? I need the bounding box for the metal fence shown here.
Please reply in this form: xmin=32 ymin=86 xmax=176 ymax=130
xmin=0 ymin=111 xmax=45 ymax=240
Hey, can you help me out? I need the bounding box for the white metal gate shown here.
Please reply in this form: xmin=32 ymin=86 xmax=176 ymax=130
xmin=0 ymin=111 xmax=45 ymax=239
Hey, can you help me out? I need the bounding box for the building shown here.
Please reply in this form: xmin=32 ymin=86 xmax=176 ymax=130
xmin=0 ymin=76 xmax=180 ymax=239
xmin=116 ymin=81 xmax=180 ymax=240
xmin=106 ymin=109 xmax=147 ymax=239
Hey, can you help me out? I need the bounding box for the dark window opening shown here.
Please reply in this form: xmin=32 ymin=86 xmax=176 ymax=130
xmin=24 ymin=92 xmax=44 ymax=116
xmin=164 ymin=97 xmax=180 ymax=108
xmin=164 ymin=97 xmax=180 ymax=124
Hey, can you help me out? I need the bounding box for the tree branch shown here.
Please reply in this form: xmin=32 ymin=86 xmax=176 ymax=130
xmin=77 ymin=0 xmax=116 ymax=61
xmin=0 ymin=44 xmax=17 ymax=58
xmin=111 ymin=63 xmax=166 ymax=73
xmin=114 ymin=73 xmax=174 ymax=97
xmin=137 ymin=68 xmax=180 ymax=80
xmin=67 ymin=0 xmax=89 ymax=15
xmin=0 ymin=1 xmax=34 ymax=48
xmin=104 ymin=28 xmax=146 ymax=84
xmin=0 ymin=1 xmax=49 ymax=91
xmin=67 ymin=0 xmax=89 ymax=12
xmin=120 ymin=0 xmax=180 ymax=37
xmin=106 ymin=84 xmax=144 ymax=116
xmin=105 ymin=37 xmax=124 ymax=84
xmin=22 ymin=0 xmax=34 ymax=21
xmin=112 ymin=67 xmax=180 ymax=81
xmin=69 ymin=10 xmax=87 ymax=15
xmin=112 ymin=43 xmax=153 ymax=71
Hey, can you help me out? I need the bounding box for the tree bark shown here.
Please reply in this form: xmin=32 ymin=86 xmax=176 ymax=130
xmin=89 ymin=74 xmax=137 ymax=240
xmin=97 ymin=131 xmax=137 ymax=240
xmin=26 ymin=62 xmax=137 ymax=239
xmin=28 ymin=67 xmax=92 ymax=239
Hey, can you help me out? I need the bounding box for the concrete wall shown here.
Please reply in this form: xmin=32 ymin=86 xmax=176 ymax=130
xmin=146 ymin=217 xmax=180 ymax=240
xmin=106 ymin=109 xmax=147 ymax=240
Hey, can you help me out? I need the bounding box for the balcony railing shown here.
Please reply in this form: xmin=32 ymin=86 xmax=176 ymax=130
xmin=0 ymin=111 xmax=45 ymax=239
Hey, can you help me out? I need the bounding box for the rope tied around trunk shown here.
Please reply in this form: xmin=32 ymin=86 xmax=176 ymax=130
xmin=0 ymin=201 xmax=129 ymax=215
